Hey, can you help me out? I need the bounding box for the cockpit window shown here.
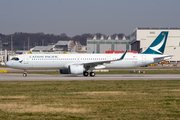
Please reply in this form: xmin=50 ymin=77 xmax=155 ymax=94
xmin=11 ymin=57 xmax=19 ymax=61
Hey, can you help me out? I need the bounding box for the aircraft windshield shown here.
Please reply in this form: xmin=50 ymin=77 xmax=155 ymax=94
xmin=11 ymin=57 xmax=19 ymax=61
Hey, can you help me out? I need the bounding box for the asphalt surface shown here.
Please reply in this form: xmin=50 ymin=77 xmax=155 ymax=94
xmin=0 ymin=73 xmax=180 ymax=81
xmin=1 ymin=67 xmax=180 ymax=81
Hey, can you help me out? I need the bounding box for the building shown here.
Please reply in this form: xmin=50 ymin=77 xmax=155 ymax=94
xmin=130 ymin=27 xmax=180 ymax=62
xmin=30 ymin=40 xmax=86 ymax=53
xmin=87 ymin=35 xmax=131 ymax=53
xmin=54 ymin=40 xmax=86 ymax=53
xmin=54 ymin=41 xmax=72 ymax=51
xmin=30 ymin=45 xmax=54 ymax=52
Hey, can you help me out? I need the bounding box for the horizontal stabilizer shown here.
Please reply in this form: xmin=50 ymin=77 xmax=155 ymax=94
xmin=153 ymin=55 xmax=173 ymax=60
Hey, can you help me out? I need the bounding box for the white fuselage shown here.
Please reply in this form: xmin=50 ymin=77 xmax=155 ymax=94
xmin=5 ymin=53 xmax=169 ymax=70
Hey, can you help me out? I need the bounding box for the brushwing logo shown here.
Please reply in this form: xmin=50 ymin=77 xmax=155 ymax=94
xmin=19 ymin=60 xmax=23 ymax=63
xmin=149 ymin=34 xmax=166 ymax=54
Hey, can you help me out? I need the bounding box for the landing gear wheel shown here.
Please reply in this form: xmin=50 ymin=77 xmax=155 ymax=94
xmin=90 ymin=72 xmax=95 ymax=77
xmin=23 ymin=73 xmax=27 ymax=77
xmin=83 ymin=71 xmax=88 ymax=77
xmin=23 ymin=70 xmax=27 ymax=77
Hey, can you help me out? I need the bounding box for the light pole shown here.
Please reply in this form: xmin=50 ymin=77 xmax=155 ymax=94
xmin=0 ymin=37 xmax=2 ymax=62
xmin=11 ymin=35 xmax=13 ymax=56
xmin=28 ymin=37 xmax=30 ymax=51
xmin=42 ymin=39 xmax=44 ymax=46
xmin=24 ymin=42 xmax=25 ymax=51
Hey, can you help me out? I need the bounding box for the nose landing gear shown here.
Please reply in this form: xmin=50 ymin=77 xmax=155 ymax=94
xmin=23 ymin=70 xmax=27 ymax=77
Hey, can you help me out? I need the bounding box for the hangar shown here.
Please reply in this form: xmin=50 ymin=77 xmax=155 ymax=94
xmin=130 ymin=28 xmax=180 ymax=62
xmin=87 ymin=35 xmax=131 ymax=53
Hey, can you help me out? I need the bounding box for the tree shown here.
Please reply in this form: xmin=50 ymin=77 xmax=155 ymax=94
xmin=60 ymin=33 xmax=67 ymax=37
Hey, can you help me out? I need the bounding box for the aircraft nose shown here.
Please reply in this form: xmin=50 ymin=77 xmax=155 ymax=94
xmin=5 ymin=61 xmax=10 ymax=67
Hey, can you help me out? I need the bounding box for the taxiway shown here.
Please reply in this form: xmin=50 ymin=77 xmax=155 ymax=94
xmin=0 ymin=73 xmax=180 ymax=81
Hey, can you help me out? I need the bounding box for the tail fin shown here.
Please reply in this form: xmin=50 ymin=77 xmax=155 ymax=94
xmin=142 ymin=31 xmax=168 ymax=54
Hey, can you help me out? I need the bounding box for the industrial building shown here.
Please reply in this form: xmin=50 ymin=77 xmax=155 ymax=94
xmin=30 ymin=40 xmax=86 ymax=53
xmin=87 ymin=35 xmax=131 ymax=53
xmin=130 ymin=27 xmax=180 ymax=62
xmin=30 ymin=40 xmax=73 ymax=52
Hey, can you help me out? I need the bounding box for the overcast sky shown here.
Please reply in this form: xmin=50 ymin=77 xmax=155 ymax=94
xmin=0 ymin=0 xmax=179 ymax=36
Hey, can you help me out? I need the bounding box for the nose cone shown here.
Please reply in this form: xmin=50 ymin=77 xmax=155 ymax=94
xmin=5 ymin=61 xmax=10 ymax=67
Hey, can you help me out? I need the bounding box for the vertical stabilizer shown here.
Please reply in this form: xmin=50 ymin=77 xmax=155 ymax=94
xmin=142 ymin=31 xmax=168 ymax=54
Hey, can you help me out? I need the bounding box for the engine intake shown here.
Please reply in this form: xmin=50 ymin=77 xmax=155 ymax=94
xmin=59 ymin=69 xmax=70 ymax=74
xmin=60 ymin=64 xmax=84 ymax=74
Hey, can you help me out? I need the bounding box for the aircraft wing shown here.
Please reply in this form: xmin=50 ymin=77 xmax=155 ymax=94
xmin=153 ymin=55 xmax=173 ymax=59
xmin=75 ymin=50 xmax=127 ymax=68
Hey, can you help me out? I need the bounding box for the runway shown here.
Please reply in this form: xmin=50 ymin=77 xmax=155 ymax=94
xmin=0 ymin=73 xmax=180 ymax=81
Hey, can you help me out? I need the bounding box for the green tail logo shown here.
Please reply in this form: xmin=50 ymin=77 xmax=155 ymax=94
xmin=142 ymin=31 xmax=168 ymax=54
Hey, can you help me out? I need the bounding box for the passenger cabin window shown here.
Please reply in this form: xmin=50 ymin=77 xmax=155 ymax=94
xmin=11 ymin=57 xmax=19 ymax=61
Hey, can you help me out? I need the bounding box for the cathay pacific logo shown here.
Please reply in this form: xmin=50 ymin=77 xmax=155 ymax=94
xmin=19 ymin=60 xmax=23 ymax=63
xmin=149 ymin=34 xmax=166 ymax=54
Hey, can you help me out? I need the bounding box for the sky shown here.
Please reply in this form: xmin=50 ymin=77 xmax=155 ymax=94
xmin=0 ymin=0 xmax=180 ymax=36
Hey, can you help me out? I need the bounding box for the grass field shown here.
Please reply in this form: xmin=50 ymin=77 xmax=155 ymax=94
xmin=0 ymin=80 xmax=180 ymax=119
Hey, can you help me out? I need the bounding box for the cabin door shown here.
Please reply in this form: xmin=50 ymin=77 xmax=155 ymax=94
xmin=24 ymin=54 xmax=29 ymax=64
xmin=142 ymin=55 xmax=146 ymax=63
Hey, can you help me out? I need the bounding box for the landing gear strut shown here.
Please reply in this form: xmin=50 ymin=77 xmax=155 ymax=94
xmin=23 ymin=70 xmax=27 ymax=77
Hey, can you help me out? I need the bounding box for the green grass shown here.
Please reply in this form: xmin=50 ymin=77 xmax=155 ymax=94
xmin=0 ymin=80 xmax=180 ymax=119
xmin=0 ymin=66 xmax=7 ymax=68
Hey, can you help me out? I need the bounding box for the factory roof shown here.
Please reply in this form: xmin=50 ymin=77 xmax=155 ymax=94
xmin=32 ymin=45 xmax=54 ymax=51
xmin=55 ymin=41 xmax=69 ymax=46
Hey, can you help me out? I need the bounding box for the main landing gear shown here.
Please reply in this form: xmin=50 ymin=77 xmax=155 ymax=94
xmin=83 ymin=71 xmax=88 ymax=77
xmin=23 ymin=70 xmax=27 ymax=77
xmin=83 ymin=71 xmax=95 ymax=77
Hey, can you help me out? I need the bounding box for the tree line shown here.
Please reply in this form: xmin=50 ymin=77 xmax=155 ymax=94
xmin=0 ymin=32 xmax=128 ymax=51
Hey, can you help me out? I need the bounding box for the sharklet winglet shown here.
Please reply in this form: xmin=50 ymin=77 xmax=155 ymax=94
xmin=118 ymin=50 xmax=127 ymax=60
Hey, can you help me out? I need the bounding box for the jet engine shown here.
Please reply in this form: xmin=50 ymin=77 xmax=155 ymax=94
xmin=59 ymin=69 xmax=70 ymax=74
xmin=59 ymin=65 xmax=84 ymax=74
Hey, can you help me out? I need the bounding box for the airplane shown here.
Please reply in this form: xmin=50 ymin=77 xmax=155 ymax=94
xmin=5 ymin=31 xmax=172 ymax=77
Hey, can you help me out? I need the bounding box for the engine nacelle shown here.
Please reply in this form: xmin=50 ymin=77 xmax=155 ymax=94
xmin=69 ymin=64 xmax=84 ymax=74
xmin=59 ymin=65 xmax=84 ymax=74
